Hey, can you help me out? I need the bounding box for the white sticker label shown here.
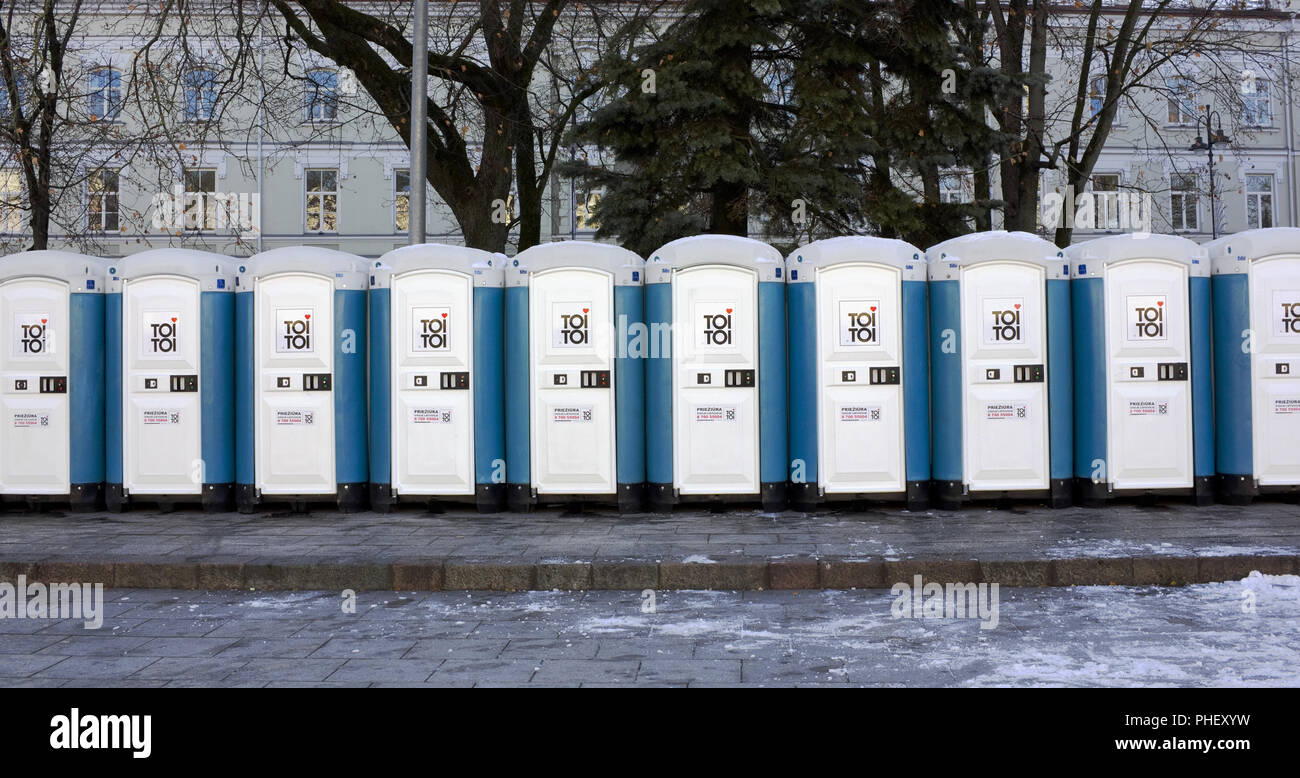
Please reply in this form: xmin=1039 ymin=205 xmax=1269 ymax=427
xmin=1126 ymin=295 xmax=1167 ymax=341
xmin=412 ymin=407 xmax=453 ymax=424
xmin=141 ymin=311 xmax=181 ymax=356
xmin=412 ymin=307 xmax=450 ymax=351
xmin=838 ymin=300 xmax=880 ymax=346
xmin=552 ymin=406 xmax=593 ymax=423
xmin=13 ymin=313 xmax=50 ymax=357
xmin=839 ymin=404 xmax=881 ymax=422
xmin=142 ymin=409 xmax=180 ymax=425
xmin=275 ymin=409 xmax=315 ymax=425
xmin=275 ymin=308 xmax=315 ymax=353
xmin=1274 ymin=398 xmax=1300 ymax=415
xmin=986 ymin=403 xmax=1027 ymax=420
xmin=1127 ymin=400 xmax=1169 ymax=416
xmin=11 ymin=412 xmax=47 ymax=428
xmin=694 ymin=405 xmax=737 ymax=423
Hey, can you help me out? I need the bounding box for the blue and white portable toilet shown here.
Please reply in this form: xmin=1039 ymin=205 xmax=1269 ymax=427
xmin=1206 ymin=228 xmax=1300 ymax=502
xmin=368 ymin=244 xmax=505 ymax=513
xmin=1068 ymin=234 xmax=1212 ymax=505
xmin=235 ymin=247 xmax=368 ymax=513
xmin=505 ymin=241 xmax=645 ymax=513
xmin=0 ymin=251 xmax=105 ymax=511
xmin=786 ymin=237 xmax=930 ymax=510
xmin=645 ymin=235 xmax=786 ymax=512
xmin=105 ymin=250 xmax=234 ymax=512
xmin=927 ymin=231 xmax=1072 ymax=509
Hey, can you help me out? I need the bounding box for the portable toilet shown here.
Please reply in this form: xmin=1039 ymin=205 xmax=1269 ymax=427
xmin=105 ymin=250 xmax=235 ymax=512
xmin=235 ymin=247 xmax=368 ymax=513
xmin=786 ymin=237 xmax=930 ymax=510
xmin=1206 ymin=228 xmax=1300 ymax=502
xmin=1067 ymin=234 xmax=1212 ymax=505
xmin=0 ymin=251 xmax=105 ymax=511
xmin=504 ymin=241 xmax=645 ymax=512
xmin=645 ymin=235 xmax=786 ymax=512
xmin=368 ymin=243 xmax=505 ymax=513
xmin=927 ymin=231 xmax=1072 ymax=509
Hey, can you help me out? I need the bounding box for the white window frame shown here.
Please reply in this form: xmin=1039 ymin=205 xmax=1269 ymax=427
xmin=0 ymin=169 xmax=23 ymax=234
xmin=394 ymin=168 xmax=410 ymax=233
xmin=1170 ymin=172 xmax=1200 ymax=233
xmin=183 ymin=167 xmax=218 ymax=231
xmin=303 ymin=68 xmax=340 ymax=123
xmin=1166 ymin=76 xmax=1197 ymax=126
xmin=1242 ymin=77 xmax=1272 ymax=128
xmin=1245 ymin=173 xmax=1275 ymax=230
xmin=183 ymin=66 xmax=218 ymax=122
xmin=1089 ymin=172 xmax=1123 ymax=231
xmin=87 ymin=168 xmax=120 ymax=232
xmin=304 ymin=167 xmax=339 ymax=233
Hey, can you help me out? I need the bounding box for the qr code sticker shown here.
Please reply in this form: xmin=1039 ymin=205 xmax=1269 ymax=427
xmin=441 ymin=411 xmax=452 ymax=423
xmin=304 ymin=413 xmax=314 ymax=424
xmin=1016 ymin=407 xmax=1026 ymax=418
xmin=39 ymin=415 xmax=48 ymax=427
xmin=725 ymin=409 xmax=736 ymax=421
xmin=870 ymin=408 xmax=880 ymax=421
xmin=1158 ymin=403 xmax=1168 ymax=415
xmin=170 ymin=412 xmax=180 ymax=424
xmin=582 ymin=409 xmax=592 ymax=421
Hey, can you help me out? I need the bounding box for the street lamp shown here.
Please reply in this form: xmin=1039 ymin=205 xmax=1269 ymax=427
xmin=1188 ymin=104 xmax=1231 ymax=239
xmin=409 ymin=0 xmax=428 ymax=244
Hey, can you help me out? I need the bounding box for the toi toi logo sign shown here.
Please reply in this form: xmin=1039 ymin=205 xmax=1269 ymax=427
xmin=1276 ymin=292 xmax=1300 ymax=336
xmin=839 ymin=300 xmax=879 ymax=345
xmin=14 ymin=313 xmax=49 ymax=355
xmin=1128 ymin=295 xmax=1167 ymax=341
xmin=984 ymin=299 xmax=1023 ymax=344
xmin=700 ymin=306 xmax=734 ymax=347
xmin=553 ymin=303 xmax=592 ymax=347
xmin=276 ymin=309 xmax=314 ymax=353
xmin=413 ymin=307 xmax=449 ymax=350
xmin=142 ymin=312 xmax=180 ymax=354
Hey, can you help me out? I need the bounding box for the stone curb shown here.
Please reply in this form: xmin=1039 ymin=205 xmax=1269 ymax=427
xmin=1 ymin=554 xmax=1296 ymax=591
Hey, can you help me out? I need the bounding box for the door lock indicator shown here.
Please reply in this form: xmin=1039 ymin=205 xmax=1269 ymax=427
xmin=986 ymin=368 xmax=1000 ymax=381
xmin=581 ymin=370 xmax=611 ymax=388
xmin=1158 ymin=362 xmax=1188 ymax=381
xmin=169 ymin=374 xmax=198 ymax=392
xmin=553 ymin=373 xmax=568 ymax=386
xmin=869 ymin=367 xmax=900 ymax=385
xmin=276 ymin=376 xmax=291 ymax=388
xmin=1278 ymin=363 xmax=1292 ymax=376
xmin=697 ymin=373 xmax=712 ymax=385
xmin=725 ymin=369 xmax=755 ymax=387
xmin=1013 ymin=364 xmax=1044 ymax=383
xmin=303 ymin=373 xmax=332 ymax=391
xmin=1130 ymin=366 xmax=1145 ymax=379
xmin=414 ymin=374 xmax=428 ymax=387
xmin=13 ymin=379 xmax=26 ymax=391
xmin=842 ymin=370 xmax=856 ymax=383
xmin=145 ymin=378 xmax=158 ymax=389
xmin=440 ymin=371 xmax=470 ymax=390
xmin=39 ymin=376 xmax=66 ymax=394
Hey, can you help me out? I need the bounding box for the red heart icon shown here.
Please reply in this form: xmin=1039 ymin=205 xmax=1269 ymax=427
xmin=726 ymin=308 xmax=733 ymax=314
xmin=304 ymin=314 xmax=310 ymax=319
xmin=40 ymin=318 xmax=47 ymax=324
xmin=1156 ymin=301 xmax=1163 ymax=306
xmin=582 ymin=308 xmax=589 ymax=313
xmin=870 ymin=306 xmax=877 ymax=312
xmin=1014 ymin=304 xmax=1021 ymax=309
xmin=441 ymin=312 xmax=447 ymax=318
xmin=171 ymin=317 xmax=177 ymax=322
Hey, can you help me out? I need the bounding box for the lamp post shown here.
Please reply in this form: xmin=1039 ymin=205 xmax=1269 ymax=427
xmin=409 ymin=0 xmax=427 ymax=244
xmin=1188 ymin=104 xmax=1231 ymax=239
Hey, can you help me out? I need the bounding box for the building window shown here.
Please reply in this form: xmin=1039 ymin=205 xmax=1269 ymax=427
xmin=0 ymin=74 xmax=28 ymax=119
xmin=1245 ymin=174 xmax=1275 ymax=229
xmin=1091 ymin=173 xmax=1121 ymax=230
xmin=184 ymin=67 xmax=218 ymax=121
xmin=1170 ymin=173 xmax=1199 ymax=232
xmin=183 ymin=168 xmax=217 ymax=230
xmin=1088 ymin=75 xmax=1107 ymax=119
xmin=575 ymin=189 xmax=601 ymax=231
xmin=87 ymin=67 xmax=122 ymax=121
xmin=303 ymin=69 xmax=339 ymax=122
xmin=305 ymin=168 xmax=338 ymax=232
xmin=1167 ymin=77 xmax=1196 ymax=125
xmin=394 ymin=169 xmax=410 ymax=232
xmin=939 ymin=172 xmax=972 ymax=204
xmin=88 ymin=169 xmax=119 ymax=232
xmin=0 ymin=169 xmax=22 ymax=233
xmin=1242 ymin=78 xmax=1271 ymax=127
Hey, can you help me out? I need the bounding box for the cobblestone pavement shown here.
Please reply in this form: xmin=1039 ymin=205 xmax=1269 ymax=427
xmin=1 ymin=574 xmax=1297 ymax=686
xmin=2 ymin=501 xmax=1298 ymax=566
